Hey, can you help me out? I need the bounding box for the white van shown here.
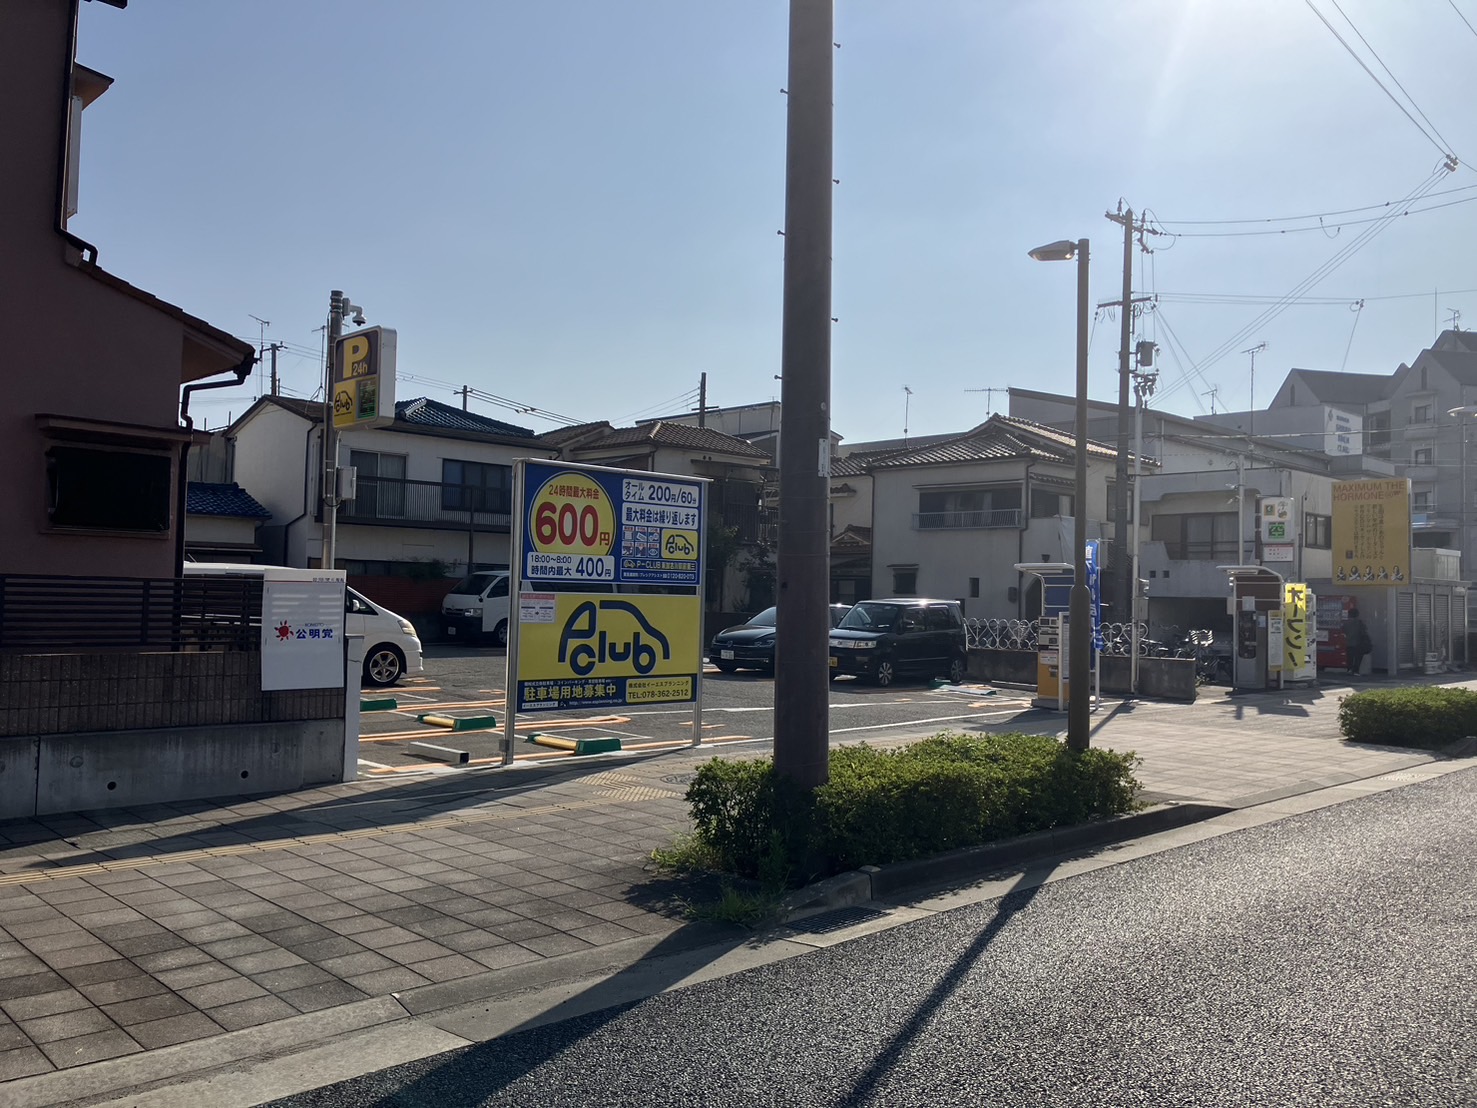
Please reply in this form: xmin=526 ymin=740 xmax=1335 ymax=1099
xmin=183 ymin=563 xmax=424 ymax=688
xmin=440 ymin=570 xmax=510 ymax=646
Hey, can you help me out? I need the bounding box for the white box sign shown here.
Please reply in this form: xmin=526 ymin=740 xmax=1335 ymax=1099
xmin=260 ymin=568 xmax=346 ymax=691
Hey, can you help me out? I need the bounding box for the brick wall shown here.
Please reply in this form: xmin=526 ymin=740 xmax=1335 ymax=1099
xmin=0 ymin=652 xmax=342 ymax=738
xmin=348 ymin=576 xmax=459 ymax=618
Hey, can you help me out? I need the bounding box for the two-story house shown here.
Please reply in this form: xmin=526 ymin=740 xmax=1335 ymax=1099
xmin=228 ymin=396 xmax=550 ymax=578
xmin=2 ymin=0 xmax=255 ymax=579
xmin=865 ymin=415 xmax=1121 ymax=620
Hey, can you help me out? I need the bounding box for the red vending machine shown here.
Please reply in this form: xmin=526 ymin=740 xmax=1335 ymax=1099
xmin=1316 ymin=594 xmax=1356 ymax=670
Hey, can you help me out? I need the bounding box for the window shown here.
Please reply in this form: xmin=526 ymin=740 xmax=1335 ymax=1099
xmin=1413 ymin=490 xmax=1433 ymax=512
xmin=892 ymin=568 xmax=917 ymax=595
xmin=1304 ymin=513 xmax=1331 ymax=550
xmin=1031 ymin=488 xmax=1073 ymax=518
xmin=1104 ymin=481 xmax=1132 ymax=523
xmin=969 ymin=577 xmax=980 ymax=598
xmin=46 ymin=446 xmax=172 ymax=532
xmin=442 ymin=459 xmax=512 ymax=513
xmin=348 ymin=450 xmax=406 ymax=517
xmin=916 ymin=486 xmax=1021 ymax=528
xmin=1150 ymin=512 xmax=1239 ymax=561
xmin=1412 ymin=404 xmax=1433 ymax=424
xmin=1413 ymin=447 xmax=1433 ymax=466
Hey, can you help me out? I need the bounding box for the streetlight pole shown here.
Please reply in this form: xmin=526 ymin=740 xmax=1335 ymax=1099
xmin=1029 ymin=237 xmax=1092 ymax=751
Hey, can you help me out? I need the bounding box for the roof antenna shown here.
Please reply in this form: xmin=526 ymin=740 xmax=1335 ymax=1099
xmin=1202 ymin=386 xmax=1220 ymax=415
xmin=903 ymin=386 xmax=913 ymax=445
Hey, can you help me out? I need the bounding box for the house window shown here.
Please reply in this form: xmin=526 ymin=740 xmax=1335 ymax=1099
xmin=442 ymin=459 xmax=511 ymax=513
xmin=891 ymin=567 xmax=918 ymax=595
xmin=1304 ymin=513 xmax=1332 ymax=550
xmin=348 ymin=450 xmax=407 ymax=517
xmin=969 ymin=577 xmax=980 ymax=598
xmin=1413 ymin=490 xmax=1433 ymax=512
xmin=1413 ymin=447 xmax=1433 ymax=466
xmin=1104 ymin=481 xmax=1132 ymax=523
xmin=1412 ymin=404 xmax=1433 ymax=424
xmin=1030 ymin=488 xmax=1073 ymax=519
xmin=46 ymin=446 xmax=172 ymax=532
xmin=1150 ymin=512 xmax=1239 ymax=561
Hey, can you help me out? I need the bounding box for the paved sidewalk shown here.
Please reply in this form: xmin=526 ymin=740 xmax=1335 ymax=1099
xmin=0 ymin=675 xmax=1464 ymax=1097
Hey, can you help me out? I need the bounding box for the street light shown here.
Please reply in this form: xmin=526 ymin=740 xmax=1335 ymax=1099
xmin=1029 ymin=236 xmax=1091 ymax=751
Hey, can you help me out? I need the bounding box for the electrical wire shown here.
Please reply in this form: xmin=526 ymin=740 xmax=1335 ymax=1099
xmin=618 ymin=388 xmax=702 ymax=424
xmin=1451 ymin=0 xmax=1477 ymax=41
xmin=1148 ymin=182 xmax=1477 ymax=227
xmin=1303 ymin=0 xmax=1457 ymax=162
xmin=1150 ymin=192 xmax=1477 ymax=237
xmin=1156 ymin=165 xmax=1452 ymax=403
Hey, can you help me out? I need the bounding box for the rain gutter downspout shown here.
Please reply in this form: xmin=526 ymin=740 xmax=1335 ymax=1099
xmin=177 ymin=355 xmax=255 ymax=574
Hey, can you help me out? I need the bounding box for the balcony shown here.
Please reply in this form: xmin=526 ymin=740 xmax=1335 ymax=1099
xmin=913 ymin=509 xmax=1023 ymax=530
xmin=337 ymin=477 xmax=512 ymax=532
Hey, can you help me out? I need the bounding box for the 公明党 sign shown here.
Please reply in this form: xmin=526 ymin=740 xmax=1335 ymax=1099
xmin=520 ymin=461 xmax=704 ymax=587
xmin=259 ymin=567 xmax=346 ymax=690
xmin=514 ymin=592 xmax=701 ymax=712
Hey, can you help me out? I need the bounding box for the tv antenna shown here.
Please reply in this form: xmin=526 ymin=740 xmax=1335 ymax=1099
xmin=903 ymin=386 xmax=913 ymax=444
xmin=1202 ymin=386 xmax=1220 ymax=415
xmin=965 ymin=387 xmax=1007 ymax=416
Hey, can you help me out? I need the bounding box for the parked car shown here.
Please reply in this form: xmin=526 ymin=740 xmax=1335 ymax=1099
xmin=182 ymin=563 xmax=423 ymax=688
xmin=828 ymin=598 xmax=967 ymax=686
xmin=441 ymin=570 xmax=511 ymax=646
xmin=708 ymin=604 xmax=852 ymax=673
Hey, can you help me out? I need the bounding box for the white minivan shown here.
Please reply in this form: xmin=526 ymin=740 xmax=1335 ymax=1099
xmin=440 ymin=570 xmax=510 ymax=646
xmin=183 ymin=563 xmax=424 ymax=688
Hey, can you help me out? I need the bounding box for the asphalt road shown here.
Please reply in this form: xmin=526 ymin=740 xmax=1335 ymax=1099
xmin=357 ymin=645 xmax=1040 ymax=776
xmin=265 ymin=765 xmax=1477 ymax=1107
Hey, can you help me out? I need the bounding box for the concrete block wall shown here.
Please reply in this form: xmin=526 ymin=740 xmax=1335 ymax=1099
xmin=0 ymin=652 xmax=340 ymax=738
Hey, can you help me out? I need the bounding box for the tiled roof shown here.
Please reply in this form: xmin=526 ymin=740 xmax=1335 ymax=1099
xmin=871 ymin=414 xmax=1120 ymax=468
xmin=394 ymin=397 xmax=535 ymax=438
xmin=832 ymin=525 xmax=872 ymax=549
xmin=576 ymin=421 xmax=772 ymax=459
xmin=249 ymin=395 xmax=537 ymax=440
xmin=535 ymin=421 xmax=615 ymax=447
xmin=186 ymin=482 xmax=271 ymax=519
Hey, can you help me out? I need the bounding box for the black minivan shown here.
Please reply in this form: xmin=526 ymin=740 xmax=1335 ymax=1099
xmin=828 ymin=598 xmax=968 ymax=686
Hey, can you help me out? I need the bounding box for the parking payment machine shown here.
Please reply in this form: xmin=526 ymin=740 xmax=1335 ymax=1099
xmin=1017 ymin=559 xmax=1099 ymax=712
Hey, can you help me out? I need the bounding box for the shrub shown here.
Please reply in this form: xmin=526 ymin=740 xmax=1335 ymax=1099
xmin=1338 ymin=686 xmax=1477 ymax=749
xmin=682 ymin=732 xmax=1142 ymax=884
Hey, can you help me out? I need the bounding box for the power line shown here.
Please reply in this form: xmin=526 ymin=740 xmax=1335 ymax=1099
xmin=1450 ymin=0 xmax=1477 ymax=41
xmin=1148 ymin=182 xmax=1477 ymax=227
xmin=1304 ymin=0 xmax=1458 ymax=162
xmin=1151 ymin=192 xmax=1477 ymax=237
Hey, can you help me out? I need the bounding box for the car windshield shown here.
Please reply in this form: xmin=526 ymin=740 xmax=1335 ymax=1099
xmin=839 ymin=602 xmax=899 ymax=632
xmin=450 ymin=572 xmax=500 ymax=596
xmin=747 ymin=607 xmax=777 ymax=627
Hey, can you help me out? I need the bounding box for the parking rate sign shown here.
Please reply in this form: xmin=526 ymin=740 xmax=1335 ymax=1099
xmin=521 ymin=461 xmax=704 ymax=587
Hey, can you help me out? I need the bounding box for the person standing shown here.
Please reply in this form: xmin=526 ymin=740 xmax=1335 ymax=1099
xmin=1344 ymin=607 xmax=1371 ymax=677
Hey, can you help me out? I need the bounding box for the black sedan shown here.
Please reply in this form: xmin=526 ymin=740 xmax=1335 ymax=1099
xmin=708 ymin=604 xmax=852 ymax=673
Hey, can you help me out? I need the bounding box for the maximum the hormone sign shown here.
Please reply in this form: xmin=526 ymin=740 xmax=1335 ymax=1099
xmin=521 ymin=462 xmax=704 ymax=588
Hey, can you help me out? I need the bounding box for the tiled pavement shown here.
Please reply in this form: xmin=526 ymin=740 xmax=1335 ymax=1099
xmin=0 ymin=674 xmax=1465 ymax=1086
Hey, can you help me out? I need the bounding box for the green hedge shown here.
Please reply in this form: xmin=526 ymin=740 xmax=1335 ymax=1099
xmin=1337 ymin=686 xmax=1477 ymax=748
xmin=684 ymin=732 xmax=1142 ymax=884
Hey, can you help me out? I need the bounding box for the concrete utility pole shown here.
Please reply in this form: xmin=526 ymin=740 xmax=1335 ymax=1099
xmin=320 ymin=290 xmax=364 ymax=570
xmin=267 ymin=342 xmax=283 ymax=397
xmin=773 ymin=0 xmax=834 ymax=791
xmin=698 ymin=372 xmax=708 ymax=428
xmin=1106 ymin=207 xmax=1134 ymax=618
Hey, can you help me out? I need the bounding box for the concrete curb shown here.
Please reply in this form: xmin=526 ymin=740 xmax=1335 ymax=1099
xmin=778 ymin=802 xmax=1230 ymax=923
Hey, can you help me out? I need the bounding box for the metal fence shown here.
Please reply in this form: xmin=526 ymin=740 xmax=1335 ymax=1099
xmin=966 ymin=617 xmax=1224 ymax=660
xmin=0 ymin=575 xmax=261 ymax=652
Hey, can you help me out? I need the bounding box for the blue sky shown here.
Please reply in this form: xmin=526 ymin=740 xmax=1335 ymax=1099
xmin=75 ymin=1 xmax=1477 ymax=442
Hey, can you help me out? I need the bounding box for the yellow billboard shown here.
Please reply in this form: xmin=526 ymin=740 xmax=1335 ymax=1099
xmin=515 ymin=592 xmax=701 ymax=712
xmin=1331 ymin=479 xmax=1411 ymax=586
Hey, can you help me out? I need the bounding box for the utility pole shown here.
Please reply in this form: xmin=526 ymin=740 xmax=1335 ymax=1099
xmin=460 ymin=385 xmax=470 ymax=411
xmin=1105 ymin=206 xmax=1136 ymax=619
xmin=267 ymin=342 xmax=284 ymax=397
xmin=773 ymin=0 xmax=833 ymax=792
xmin=320 ymin=290 xmax=365 ymax=571
xmin=698 ymin=372 xmax=708 ymax=428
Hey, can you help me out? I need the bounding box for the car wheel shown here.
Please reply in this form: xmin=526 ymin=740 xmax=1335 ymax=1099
xmin=492 ymin=620 xmax=509 ymax=649
xmin=363 ymin=644 xmax=405 ymax=688
xmin=714 ymin=661 xmax=738 ymax=673
xmin=872 ymin=659 xmax=896 ymax=687
xmin=948 ymin=657 xmax=966 ymax=685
